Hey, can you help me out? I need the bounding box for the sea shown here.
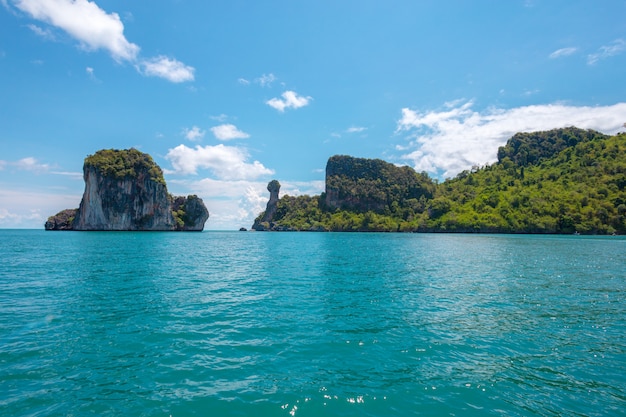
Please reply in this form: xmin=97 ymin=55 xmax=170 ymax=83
xmin=1 ymin=230 xmax=625 ymax=417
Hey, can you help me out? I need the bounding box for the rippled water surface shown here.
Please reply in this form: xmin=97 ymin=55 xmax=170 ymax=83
xmin=1 ymin=230 xmax=625 ymax=416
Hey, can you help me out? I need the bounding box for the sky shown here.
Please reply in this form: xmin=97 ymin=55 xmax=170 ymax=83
xmin=1 ymin=0 xmax=625 ymax=230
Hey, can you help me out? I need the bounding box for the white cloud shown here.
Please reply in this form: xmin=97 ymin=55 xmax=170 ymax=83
xmin=10 ymin=0 xmax=195 ymax=83
xmin=238 ymin=78 xmax=250 ymax=85
xmin=15 ymin=157 xmax=50 ymax=172
xmin=396 ymin=100 xmax=626 ymax=178
xmin=85 ymin=65 xmax=101 ymax=82
xmin=346 ymin=126 xmax=367 ymax=133
xmin=522 ymin=89 xmax=540 ymax=97
xmin=27 ymin=23 xmax=54 ymax=40
xmin=549 ymin=47 xmax=577 ymax=59
xmin=210 ymin=114 xmax=229 ymax=122
xmin=182 ymin=126 xmax=205 ymax=141
xmin=0 ymin=207 xmax=44 ymax=227
xmin=266 ymin=90 xmax=312 ymax=112
xmin=165 ymin=144 xmax=274 ymax=180
xmin=50 ymin=170 xmax=83 ymax=179
xmin=587 ymin=39 xmax=626 ymax=65
xmin=0 ymin=188 xmax=81 ymax=228
xmin=13 ymin=0 xmax=140 ymax=61
xmin=255 ymin=73 xmax=276 ymax=87
xmin=139 ymin=55 xmax=195 ymax=83
xmin=210 ymin=124 xmax=250 ymax=141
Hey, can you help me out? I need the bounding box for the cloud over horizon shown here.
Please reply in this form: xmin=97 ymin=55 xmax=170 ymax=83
xmin=165 ymin=144 xmax=274 ymax=180
xmin=396 ymin=101 xmax=626 ymax=178
xmin=170 ymin=177 xmax=324 ymax=230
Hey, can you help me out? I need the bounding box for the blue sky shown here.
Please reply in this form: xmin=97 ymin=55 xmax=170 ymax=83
xmin=1 ymin=0 xmax=625 ymax=230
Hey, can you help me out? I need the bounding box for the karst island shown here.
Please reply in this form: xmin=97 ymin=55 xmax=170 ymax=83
xmin=45 ymin=149 xmax=209 ymax=231
xmin=252 ymin=127 xmax=626 ymax=234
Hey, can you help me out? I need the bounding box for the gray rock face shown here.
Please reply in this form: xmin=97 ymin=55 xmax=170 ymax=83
xmin=251 ymin=180 xmax=281 ymax=230
xmin=73 ymin=165 xmax=176 ymax=231
xmin=171 ymin=195 xmax=210 ymax=231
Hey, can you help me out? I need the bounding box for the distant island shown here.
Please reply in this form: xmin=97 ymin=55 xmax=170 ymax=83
xmin=45 ymin=149 xmax=209 ymax=231
xmin=252 ymin=127 xmax=626 ymax=234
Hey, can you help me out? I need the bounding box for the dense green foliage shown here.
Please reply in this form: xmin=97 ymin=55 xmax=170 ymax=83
xmin=84 ymin=148 xmax=166 ymax=185
xmin=258 ymin=128 xmax=626 ymax=234
xmin=497 ymin=127 xmax=608 ymax=167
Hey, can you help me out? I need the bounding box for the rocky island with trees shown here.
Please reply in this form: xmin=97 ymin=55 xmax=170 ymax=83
xmin=253 ymin=127 xmax=626 ymax=234
xmin=45 ymin=149 xmax=209 ymax=231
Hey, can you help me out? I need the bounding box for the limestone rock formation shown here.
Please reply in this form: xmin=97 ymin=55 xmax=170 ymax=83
xmin=44 ymin=209 xmax=77 ymax=230
xmin=251 ymin=180 xmax=281 ymax=231
xmin=324 ymin=155 xmax=435 ymax=213
xmin=45 ymin=149 xmax=209 ymax=231
xmin=171 ymin=195 xmax=210 ymax=231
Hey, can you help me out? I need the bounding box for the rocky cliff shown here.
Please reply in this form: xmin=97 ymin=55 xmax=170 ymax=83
xmin=45 ymin=149 xmax=209 ymax=231
xmin=251 ymin=180 xmax=281 ymax=231
xmin=324 ymin=155 xmax=435 ymax=213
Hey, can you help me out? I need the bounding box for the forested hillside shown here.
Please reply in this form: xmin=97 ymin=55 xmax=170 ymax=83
xmin=254 ymin=128 xmax=626 ymax=234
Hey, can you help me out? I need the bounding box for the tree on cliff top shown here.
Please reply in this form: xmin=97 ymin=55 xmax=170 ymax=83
xmin=84 ymin=148 xmax=166 ymax=185
xmin=496 ymin=127 xmax=608 ymax=167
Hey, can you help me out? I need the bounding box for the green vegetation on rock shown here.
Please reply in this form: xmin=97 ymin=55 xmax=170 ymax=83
xmin=84 ymin=148 xmax=166 ymax=185
xmin=255 ymin=127 xmax=626 ymax=234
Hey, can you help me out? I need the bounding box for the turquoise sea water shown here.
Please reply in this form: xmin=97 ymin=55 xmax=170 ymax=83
xmin=1 ymin=230 xmax=625 ymax=417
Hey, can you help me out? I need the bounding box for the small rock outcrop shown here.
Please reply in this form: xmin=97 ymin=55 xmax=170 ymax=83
xmin=45 ymin=149 xmax=209 ymax=231
xmin=251 ymin=180 xmax=281 ymax=231
xmin=171 ymin=195 xmax=210 ymax=231
xmin=44 ymin=208 xmax=77 ymax=230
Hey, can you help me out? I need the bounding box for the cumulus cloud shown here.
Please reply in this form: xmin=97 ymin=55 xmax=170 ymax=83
xmin=165 ymin=144 xmax=274 ymax=180
xmin=138 ymin=55 xmax=195 ymax=83
xmin=346 ymin=126 xmax=367 ymax=133
xmin=549 ymin=47 xmax=577 ymax=59
xmin=10 ymin=0 xmax=195 ymax=82
xmin=266 ymin=90 xmax=312 ymax=112
xmin=210 ymin=124 xmax=250 ymax=141
xmin=396 ymin=100 xmax=626 ymax=178
xmin=587 ymin=39 xmax=626 ymax=65
xmin=238 ymin=78 xmax=250 ymax=85
xmin=182 ymin=126 xmax=205 ymax=141
xmin=13 ymin=0 xmax=140 ymax=61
